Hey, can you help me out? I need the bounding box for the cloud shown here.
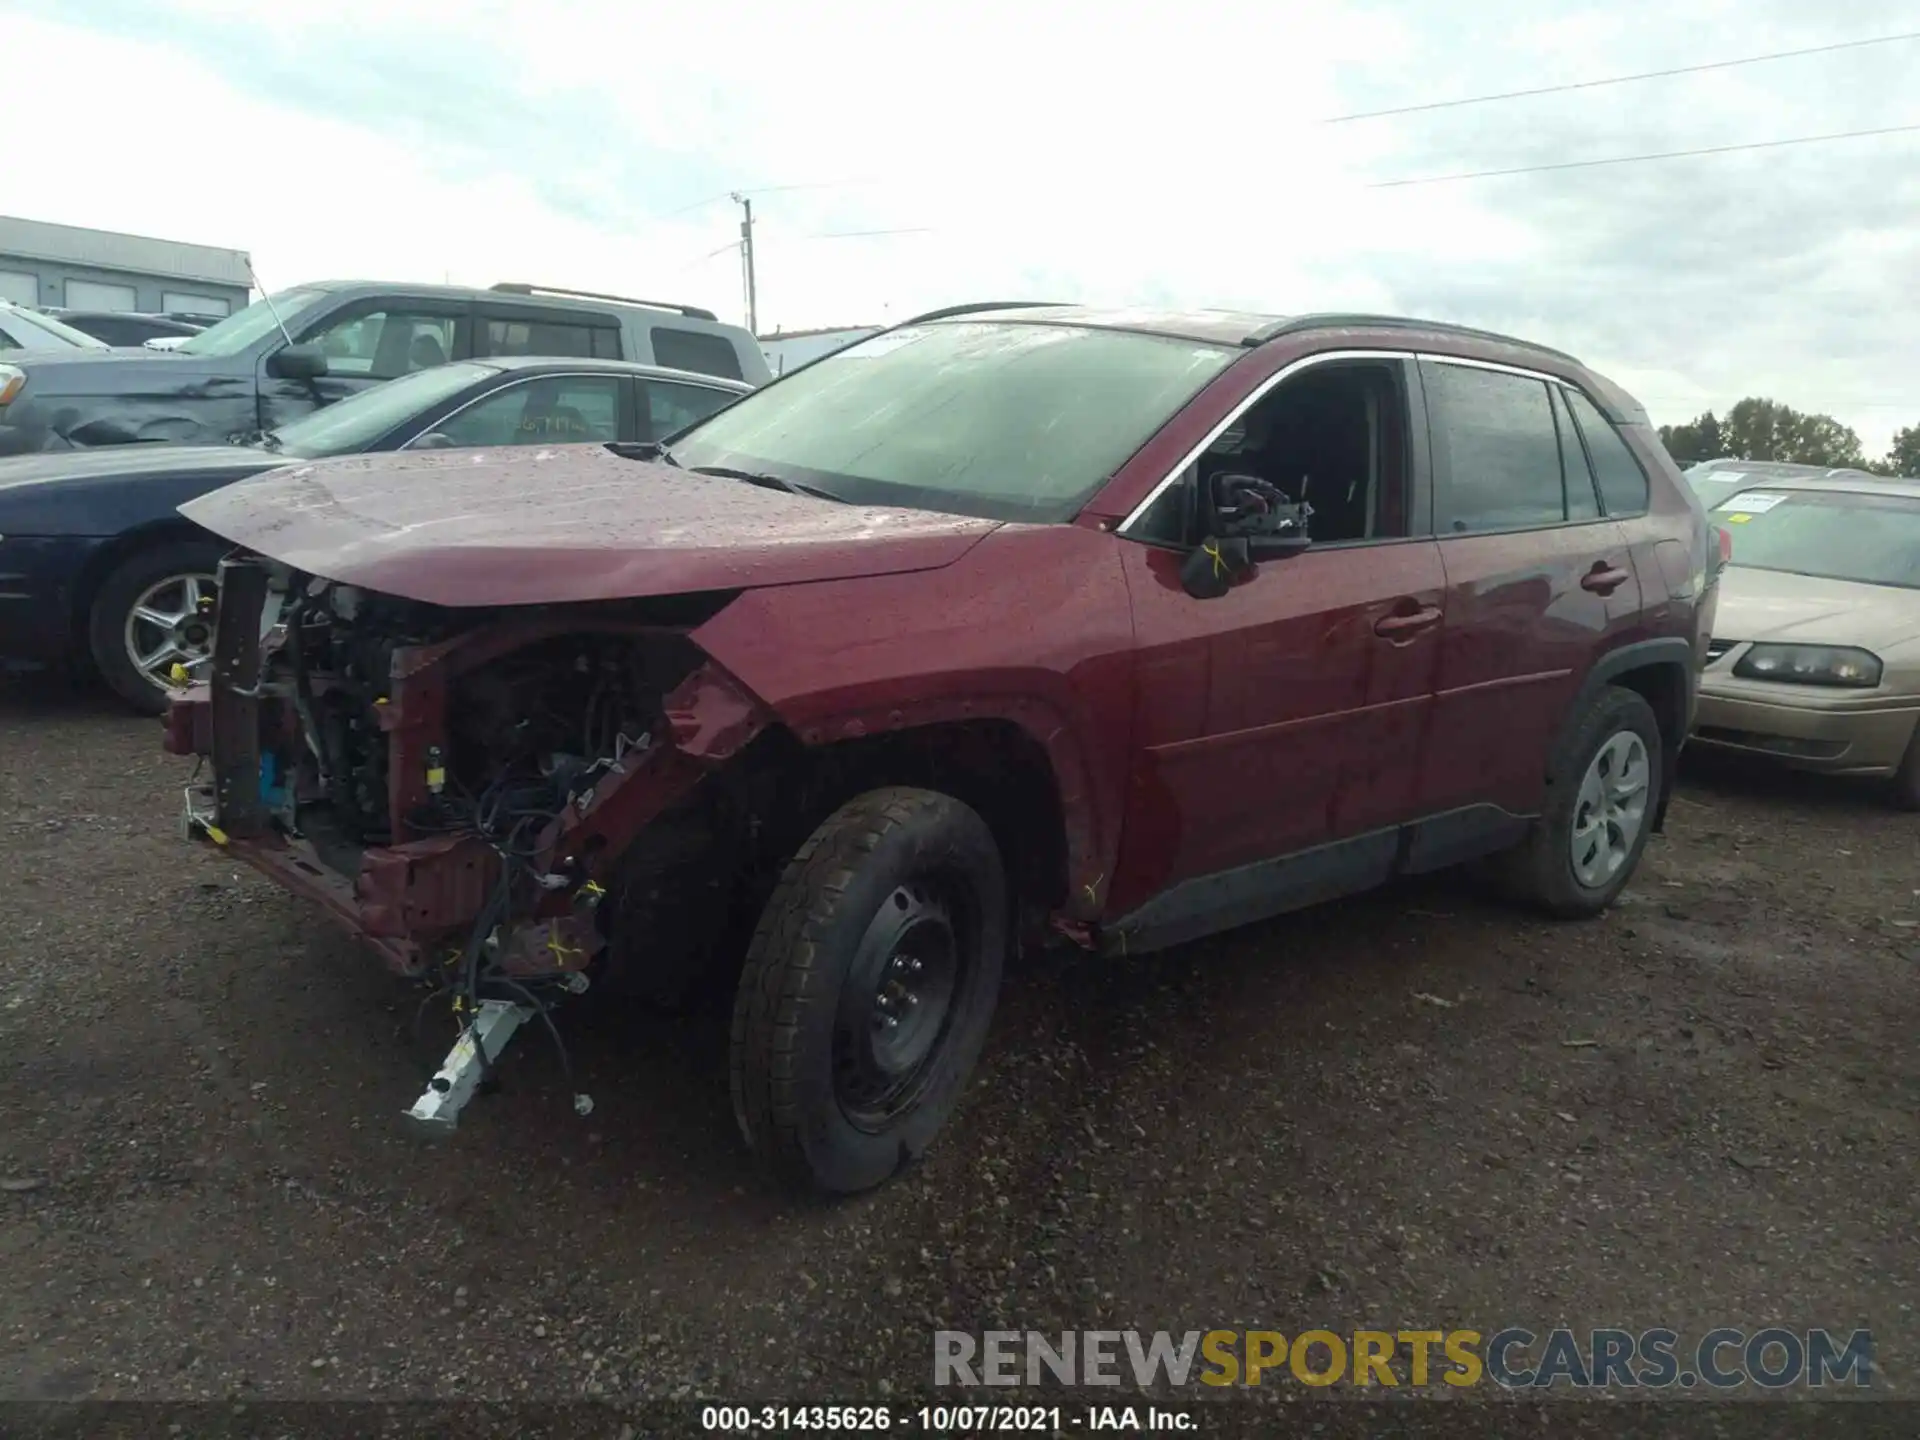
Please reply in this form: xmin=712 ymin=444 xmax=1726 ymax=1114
xmin=3 ymin=0 xmax=1917 ymax=452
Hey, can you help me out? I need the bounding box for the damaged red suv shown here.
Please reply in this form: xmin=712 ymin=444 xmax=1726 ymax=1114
xmin=166 ymin=303 xmax=1716 ymax=1193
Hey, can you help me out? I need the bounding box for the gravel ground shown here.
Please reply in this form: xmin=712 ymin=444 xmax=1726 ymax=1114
xmin=2 ymin=674 xmax=1916 ymax=1417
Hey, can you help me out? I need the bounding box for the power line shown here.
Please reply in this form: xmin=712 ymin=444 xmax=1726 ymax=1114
xmin=808 ymin=226 xmax=935 ymax=239
xmin=1368 ymin=121 xmax=1920 ymax=188
xmin=1324 ymin=30 xmax=1920 ymax=123
xmin=653 ymin=179 xmax=878 ymax=221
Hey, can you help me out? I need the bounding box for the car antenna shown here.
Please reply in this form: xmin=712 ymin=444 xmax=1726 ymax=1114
xmin=245 ymin=258 xmax=297 ymax=348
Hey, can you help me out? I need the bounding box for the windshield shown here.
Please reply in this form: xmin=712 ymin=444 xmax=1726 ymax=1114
xmin=271 ymin=361 xmax=497 ymax=457
xmin=176 ymin=288 xmax=328 ymax=358
xmin=666 ymin=320 xmax=1237 ymax=521
xmin=1716 ymin=488 xmax=1920 ymax=590
xmin=0 ymin=305 xmax=109 ymax=351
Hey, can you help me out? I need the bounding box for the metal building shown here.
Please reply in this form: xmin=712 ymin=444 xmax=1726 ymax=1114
xmin=0 ymin=215 xmax=251 ymax=320
xmin=759 ymin=324 xmax=881 ymax=376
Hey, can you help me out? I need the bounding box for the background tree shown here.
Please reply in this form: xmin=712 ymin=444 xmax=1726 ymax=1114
xmin=1882 ymin=425 xmax=1920 ymax=478
xmin=1658 ymin=411 xmax=1724 ymax=466
xmin=1717 ymin=398 xmax=1867 ymax=469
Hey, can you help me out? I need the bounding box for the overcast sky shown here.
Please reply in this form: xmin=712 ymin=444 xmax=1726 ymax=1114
xmin=4 ymin=0 xmax=1916 ymax=452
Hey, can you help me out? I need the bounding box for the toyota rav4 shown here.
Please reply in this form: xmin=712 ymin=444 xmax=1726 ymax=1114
xmin=164 ymin=303 xmax=1716 ymax=1193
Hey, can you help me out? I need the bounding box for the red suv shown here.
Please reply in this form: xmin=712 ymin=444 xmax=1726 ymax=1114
xmin=165 ymin=304 xmax=1716 ymax=1193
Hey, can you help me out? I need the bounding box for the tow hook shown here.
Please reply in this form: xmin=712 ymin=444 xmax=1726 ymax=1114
xmin=403 ymin=999 xmax=535 ymax=1136
xmin=403 ymin=967 xmax=596 ymax=1135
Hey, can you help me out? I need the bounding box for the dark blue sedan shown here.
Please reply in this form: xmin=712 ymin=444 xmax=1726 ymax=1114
xmin=0 ymin=356 xmax=749 ymax=710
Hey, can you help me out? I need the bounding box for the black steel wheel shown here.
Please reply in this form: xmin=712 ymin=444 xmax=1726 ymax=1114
xmin=730 ymin=787 xmax=1007 ymax=1194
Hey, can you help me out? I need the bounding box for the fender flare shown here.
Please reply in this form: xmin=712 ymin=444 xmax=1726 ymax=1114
xmin=771 ymin=688 xmax=1116 ymax=921
xmin=1570 ymin=637 xmax=1696 ymax=833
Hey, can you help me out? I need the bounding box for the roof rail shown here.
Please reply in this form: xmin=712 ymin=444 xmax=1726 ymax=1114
xmin=1245 ymin=312 xmax=1581 ymax=365
xmin=489 ymin=282 xmax=718 ymax=322
xmin=899 ymin=300 xmax=1065 ymax=326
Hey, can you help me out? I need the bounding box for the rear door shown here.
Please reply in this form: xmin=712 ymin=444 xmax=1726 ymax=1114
xmin=1417 ymin=357 xmax=1643 ymax=820
xmin=473 ymin=303 xmax=623 ymax=361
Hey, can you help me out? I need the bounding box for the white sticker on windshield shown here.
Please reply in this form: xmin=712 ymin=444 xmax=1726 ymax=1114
xmin=838 ymin=327 xmax=928 ymax=358
xmin=1718 ymin=490 xmax=1788 ymax=514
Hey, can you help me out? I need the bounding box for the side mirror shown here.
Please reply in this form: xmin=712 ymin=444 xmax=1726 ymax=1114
xmin=268 ymin=344 xmax=328 ymax=381
xmin=1179 ymin=535 xmax=1253 ymax=599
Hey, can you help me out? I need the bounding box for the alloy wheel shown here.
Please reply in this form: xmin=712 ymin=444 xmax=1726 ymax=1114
xmin=122 ymin=572 xmax=219 ymax=692
xmin=1570 ymin=730 xmax=1650 ymax=888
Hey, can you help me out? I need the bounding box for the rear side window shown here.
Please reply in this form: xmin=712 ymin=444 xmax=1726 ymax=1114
xmin=650 ymin=326 xmax=744 ymax=381
xmin=1564 ymin=388 xmax=1651 ymax=516
xmin=1423 ymin=361 xmax=1564 ymax=533
xmin=1549 ymin=386 xmax=1602 ymax=521
xmin=483 ymin=316 xmax=621 ymax=360
xmin=642 ymin=378 xmax=738 ymax=441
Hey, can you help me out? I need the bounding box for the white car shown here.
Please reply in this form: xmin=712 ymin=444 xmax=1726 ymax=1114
xmin=0 ymin=300 xmax=110 ymax=354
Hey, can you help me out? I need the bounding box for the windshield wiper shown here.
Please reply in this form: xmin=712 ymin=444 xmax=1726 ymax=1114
xmin=689 ymin=464 xmax=843 ymax=503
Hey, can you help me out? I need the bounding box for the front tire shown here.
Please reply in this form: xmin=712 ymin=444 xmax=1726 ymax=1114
xmin=1491 ymin=685 xmax=1664 ymax=918
xmin=86 ymin=539 xmax=227 ymax=714
xmin=729 ymin=786 xmax=1007 ymax=1194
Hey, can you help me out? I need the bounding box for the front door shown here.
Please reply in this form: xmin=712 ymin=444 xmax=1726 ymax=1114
xmin=1417 ymin=358 xmax=1644 ymax=820
xmin=1106 ymin=355 xmax=1444 ymax=931
xmin=257 ymin=297 xmax=473 ymax=433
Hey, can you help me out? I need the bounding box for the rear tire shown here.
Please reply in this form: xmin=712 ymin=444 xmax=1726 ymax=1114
xmin=1890 ymin=723 xmax=1920 ymax=811
xmin=729 ymin=786 xmax=1007 ymax=1194
xmin=1490 ymin=685 xmax=1664 ymax=918
xmin=86 ymin=539 xmax=227 ymax=714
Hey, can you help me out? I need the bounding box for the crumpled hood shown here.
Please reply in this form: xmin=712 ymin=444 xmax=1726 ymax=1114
xmin=1714 ymin=565 xmax=1920 ymax=651
xmin=179 ymin=442 xmax=1003 ymax=607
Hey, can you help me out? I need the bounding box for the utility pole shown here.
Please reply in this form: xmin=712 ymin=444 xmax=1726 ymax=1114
xmin=731 ymin=191 xmax=758 ymax=335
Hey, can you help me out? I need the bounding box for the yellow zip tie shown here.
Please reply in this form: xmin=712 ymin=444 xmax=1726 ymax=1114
xmin=202 ymin=823 xmax=229 ymax=846
xmin=1202 ymin=540 xmax=1226 ymax=578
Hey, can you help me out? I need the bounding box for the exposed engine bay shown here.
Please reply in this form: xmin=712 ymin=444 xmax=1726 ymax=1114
xmin=286 ymin=581 xmax=694 ymax=850
xmin=173 ymin=557 xmax=761 ymax=1134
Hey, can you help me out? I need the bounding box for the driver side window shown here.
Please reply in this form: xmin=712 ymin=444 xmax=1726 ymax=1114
xmin=301 ymin=308 xmax=458 ymax=380
xmin=1130 ymin=360 xmax=1412 ymax=548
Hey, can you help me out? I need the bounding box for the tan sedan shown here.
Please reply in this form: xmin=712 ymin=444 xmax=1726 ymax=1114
xmin=1692 ymin=478 xmax=1920 ymax=807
